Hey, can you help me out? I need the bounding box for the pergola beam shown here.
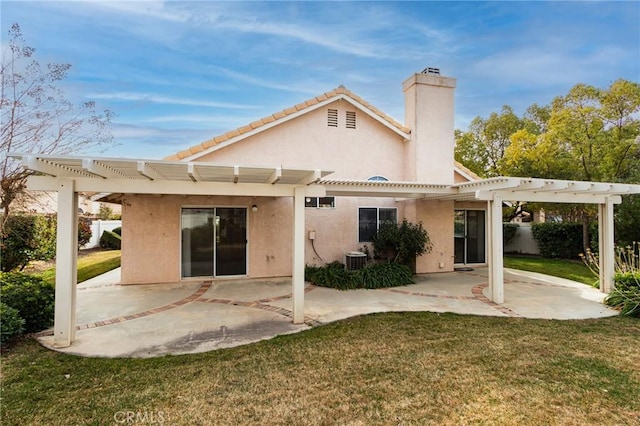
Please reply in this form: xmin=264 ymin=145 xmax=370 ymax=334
xmin=82 ymin=159 xmax=126 ymax=179
xmin=27 ymin=176 xmax=327 ymax=198
xmin=267 ymin=167 xmax=282 ymax=184
xmin=137 ymin=161 xmax=164 ymax=181
xmin=475 ymin=190 xmax=622 ymax=205
xmin=187 ymin=163 xmax=201 ymax=182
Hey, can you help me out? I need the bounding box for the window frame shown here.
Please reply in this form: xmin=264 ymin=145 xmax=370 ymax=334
xmin=305 ymin=196 xmax=336 ymax=209
xmin=367 ymin=175 xmax=389 ymax=182
xmin=358 ymin=206 xmax=398 ymax=242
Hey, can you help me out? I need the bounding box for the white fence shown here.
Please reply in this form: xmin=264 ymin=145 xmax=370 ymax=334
xmin=83 ymin=220 xmax=122 ymax=249
xmin=504 ymin=223 xmax=540 ymax=255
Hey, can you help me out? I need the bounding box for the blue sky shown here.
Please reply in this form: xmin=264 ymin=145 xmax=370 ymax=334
xmin=2 ymin=1 xmax=639 ymax=159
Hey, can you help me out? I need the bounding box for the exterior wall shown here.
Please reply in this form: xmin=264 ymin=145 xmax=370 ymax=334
xmin=403 ymin=73 xmax=456 ymax=184
xmin=305 ymin=197 xmax=404 ymax=266
xmin=121 ymin=193 xmax=403 ymax=284
xmin=405 ymin=200 xmax=455 ymax=273
xmin=122 ymin=195 xmax=297 ymax=284
xmin=196 ymin=101 xmax=406 ymax=181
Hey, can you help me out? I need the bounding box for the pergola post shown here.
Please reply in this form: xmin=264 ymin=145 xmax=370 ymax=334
xmin=292 ymin=186 xmax=306 ymax=323
xmin=598 ymin=197 xmax=615 ymax=293
xmin=54 ymin=178 xmax=79 ymax=347
xmin=488 ymin=195 xmax=504 ymax=303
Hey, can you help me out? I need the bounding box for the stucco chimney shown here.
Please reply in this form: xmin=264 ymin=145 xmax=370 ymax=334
xmin=402 ymin=69 xmax=456 ymax=183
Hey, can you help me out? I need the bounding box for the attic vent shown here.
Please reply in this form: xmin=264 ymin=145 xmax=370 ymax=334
xmin=422 ymin=67 xmax=440 ymax=75
xmin=327 ymin=109 xmax=338 ymax=127
xmin=346 ymin=111 xmax=356 ymax=129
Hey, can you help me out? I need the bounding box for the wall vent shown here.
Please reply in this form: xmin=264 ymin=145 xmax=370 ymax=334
xmin=327 ymin=109 xmax=338 ymax=127
xmin=422 ymin=67 xmax=440 ymax=75
xmin=346 ymin=110 xmax=356 ymax=129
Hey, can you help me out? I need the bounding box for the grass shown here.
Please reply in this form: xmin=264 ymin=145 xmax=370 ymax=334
xmin=36 ymin=249 xmax=121 ymax=285
xmin=504 ymin=255 xmax=597 ymax=286
xmin=2 ymin=313 xmax=639 ymax=425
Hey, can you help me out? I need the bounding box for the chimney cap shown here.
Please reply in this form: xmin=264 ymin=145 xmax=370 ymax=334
xmin=421 ymin=67 xmax=441 ymax=75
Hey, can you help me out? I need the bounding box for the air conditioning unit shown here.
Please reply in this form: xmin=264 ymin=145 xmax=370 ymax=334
xmin=345 ymin=252 xmax=366 ymax=271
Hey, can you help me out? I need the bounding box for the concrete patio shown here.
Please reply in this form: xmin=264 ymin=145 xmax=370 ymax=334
xmin=37 ymin=267 xmax=618 ymax=358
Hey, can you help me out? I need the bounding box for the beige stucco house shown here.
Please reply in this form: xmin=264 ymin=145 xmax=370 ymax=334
xmin=120 ymin=70 xmax=475 ymax=284
xmin=11 ymin=68 xmax=640 ymax=347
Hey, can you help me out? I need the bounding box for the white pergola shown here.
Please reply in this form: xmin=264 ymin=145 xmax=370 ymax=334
xmin=322 ymin=177 xmax=640 ymax=304
xmin=10 ymin=154 xmax=640 ymax=348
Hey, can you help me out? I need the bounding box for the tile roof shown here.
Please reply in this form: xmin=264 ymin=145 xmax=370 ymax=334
xmin=165 ymin=86 xmax=411 ymax=161
xmin=454 ymin=161 xmax=481 ymax=181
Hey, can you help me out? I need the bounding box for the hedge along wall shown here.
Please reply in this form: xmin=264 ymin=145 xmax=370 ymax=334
xmin=531 ymin=222 xmax=598 ymax=259
xmin=85 ymin=220 xmax=122 ymax=249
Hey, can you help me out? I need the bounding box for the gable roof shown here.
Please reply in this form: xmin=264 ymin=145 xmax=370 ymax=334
xmin=165 ymin=86 xmax=411 ymax=161
xmin=454 ymin=161 xmax=481 ymax=181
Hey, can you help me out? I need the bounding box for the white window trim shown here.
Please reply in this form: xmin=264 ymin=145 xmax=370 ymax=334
xmin=357 ymin=206 xmax=398 ymax=243
xmin=305 ymin=196 xmax=336 ymax=209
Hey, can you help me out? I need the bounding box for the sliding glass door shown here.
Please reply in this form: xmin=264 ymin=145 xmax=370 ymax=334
xmin=215 ymin=208 xmax=247 ymax=276
xmin=454 ymin=210 xmax=486 ymax=264
xmin=181 ymin=207 xmax=247 ymax=278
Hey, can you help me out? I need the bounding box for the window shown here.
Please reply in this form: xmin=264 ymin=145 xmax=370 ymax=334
xmin=327 ymin=109 xmax=338 ymax=127
xmin=367 ymin=175 xmax=389 ymax=182
xmin=346 ymin=110 xmax=356 ymax=129
xmin=305 ymin=196 xmax=335 ymax=208
xmin=358 ymin=207 xmax=397 ymax=242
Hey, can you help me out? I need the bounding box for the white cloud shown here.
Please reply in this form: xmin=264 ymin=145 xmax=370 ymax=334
xmin=84 ymin=0 xmax=191 ymax=23
xmin=470 ymin=45 xmax=629 ymax=87
xmin=86 ymin=92 xmax=259 ymax=109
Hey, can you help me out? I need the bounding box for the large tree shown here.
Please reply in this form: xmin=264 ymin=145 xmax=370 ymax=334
xmin=456 ymin=79 xmax=640 ymax=247
xmin=454 ymin=105 xmax=523 ymax=178
xmin=1 ymin=23 xmax=114 ymax=229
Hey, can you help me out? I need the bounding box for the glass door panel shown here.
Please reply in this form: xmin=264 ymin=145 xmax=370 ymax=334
xmin=181 ymin=208 xmax=215 ymax=278
xmin=215 ymin=208 xmax=247 ymax=276
xmin=454 ymin=210 xmax=486 ymax=264
xmin=454 ymin=210 xmax=466 ymax=264
xmin=466 ymin=210 xmax=486 ymax=263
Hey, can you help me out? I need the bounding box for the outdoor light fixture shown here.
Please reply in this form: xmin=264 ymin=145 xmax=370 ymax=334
xmin=252 ymin=204 xmax=258 ymax=212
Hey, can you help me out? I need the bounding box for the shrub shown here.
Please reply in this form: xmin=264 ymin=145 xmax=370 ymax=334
xmin=100 ymin=230 xmax=121 ymax=249
xmin=604 ymin=272 xmax=640 ymax=317
xmin=112 ymin=227 xmax=122 ymax=236
xmin=1 ymin=215 xmax=43 ymax=271
xmin=0 ymin=302 xmax=25 ymax=345
xmin=0 ymin=272 xmax=55 ymax=333
xmin=503 ymin=223 xmax=519 ymax=246
xmin=531 ymin=222 xmax=586 ymax=259
xmin=305 ymin=261 xmax=357 ymax=289
xmin=305 ymin=261 xmax=413 ymax=290
xmin=78 ymin=217 xmax=93 ymax=247
xmin=33 ymin=214 xmax=57 ymax=261
xmin=615 ymin=194 xmax=640 ymax=247
xmin=356 ymin=262 xmax=413 ymax=289
xmin=1 ymin=214 xmax=93 ymax=271
xmin=372 ymin=219 xmax=432 ymax=267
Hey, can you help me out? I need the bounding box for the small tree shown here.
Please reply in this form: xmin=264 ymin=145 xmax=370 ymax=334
xmin=372 ymin=219 xmax=432 ymax=269
xmin=98 ymin=204 xmax=114 ymax=220
xmin=1 ymin=23 xmax=114 ymax=231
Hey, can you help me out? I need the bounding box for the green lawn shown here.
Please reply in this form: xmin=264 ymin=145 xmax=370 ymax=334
xmin=36 ymin=250 xmax=121 ymax=285
xmin=2 ymin=313 xmax=639 ymax=425
xmin=504 ymin=255 xmax=597 ymax=286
